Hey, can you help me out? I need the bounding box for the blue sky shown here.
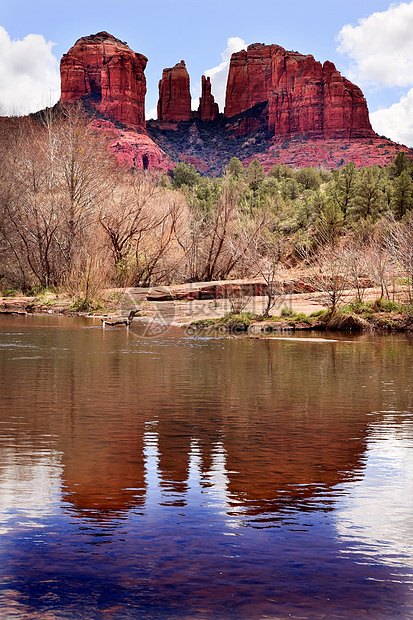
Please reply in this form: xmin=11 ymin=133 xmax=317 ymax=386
xmin=1 ymin=0 xmax=413 ymax=145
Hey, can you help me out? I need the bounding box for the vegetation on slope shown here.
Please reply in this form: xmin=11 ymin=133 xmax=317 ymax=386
xmin=1 ymin=106 xmax=413 ymax=329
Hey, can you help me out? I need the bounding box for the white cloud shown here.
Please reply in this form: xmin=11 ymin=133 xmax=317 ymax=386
xmin=336 ymin=2 xmax=413 ymax=87
xmin=145 ymin=105 xmax=157 ymax=120
xmin=204 ymin=36 xmax=247 ymax=112
xmin=0 ymin=26 xmax=60 ymax=115
xmin=335 ymin=430 xmax=413 ymax=571
xmin=371 ymin=88 xmax=413 ymax=146
xmin=337 ymin=3 xmax=413 ymax=147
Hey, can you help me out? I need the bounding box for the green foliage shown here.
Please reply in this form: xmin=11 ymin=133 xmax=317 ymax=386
xmin=281 ymin=306 xmax=294 ymax=317
xmin=281 ymin=178 xmax=300 ymax=200
xmin=268 ymin=164 xmax=294 ymax=179
xmin=330 ymin=161 xmax=357 ymax=218
xmin=221 ymin=312 xmax=255 ymax=324
xmin=392 ymin=170 xmax=413 ymax=218
xmin=1 ymin=288 xmax=18 ymax=297
xmin=348 ymin=167 xmax=384 ymax=222
xmin=370 ymin=298 xmax=407 ymax=313
xmin=189 ymin=176 xmax=222 ymax=214
xmin=171 ymin=162 xmax=201 ymax=189
xmin=247 ymin=159 xmax=265 ymax=192
xmin=295 ymin=167 xmax=321 ymax=190
xmin=226 ymin=157 xmax=246 ymax=179
xmin=343 ymin=298 xmax=412 ymax=315
xmin=309 ymin=309 xmax=327 ymax=318
xmin=26 ymin=285 xmax=57 ymax=297
xmin=69 ymin=297 xmax=102 ymax=313
xmin=314 ymin=199 xmax=344 ymax=241
xmin=341 ymin=300 xmax=374 ymax=316
xmin=285 ymin=312 xmax=312 ymax=325
xmin=391 ymin=151 xmax=412 ymax=178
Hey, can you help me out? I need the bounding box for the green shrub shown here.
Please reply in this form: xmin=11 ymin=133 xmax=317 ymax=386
xmin=281 ymin=306 xmax=295 ymax=317
xmin=287 ymin=312 xmax=312 ymax=325
xmin=371 ymin=299 xmax=406 ymax=313
xmin=1 ymin=289 xmax=18 ymax=297
xmin=309 ymin=309 xmax=327 ymax=318
xmin=69 ymin=298 xmax=103 ymax=313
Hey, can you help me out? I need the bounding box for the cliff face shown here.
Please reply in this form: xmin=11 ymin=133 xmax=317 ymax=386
xmin=224 ymin=43 xmax=374 ymax=139
xmin=60 ymin=32 xmax=147 ymax=129
xmin=157 ymin=61 xmax=192 ymax=122
xmin=58 ymin=33 xmax=408 ymax=173
xmin=224 ymin=44 xmax=273 ymax=119
xmin=198 ymin=75 xmax=219 ymax=121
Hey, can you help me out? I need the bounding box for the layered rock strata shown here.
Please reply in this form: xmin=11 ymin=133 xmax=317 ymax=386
xmin=224 ymin=43 xmax=374 ymax=139
xmin=157 ymin=61 xmax=192 ymax=122
xmin=60 ymin=32 xmax=147 ymax=129
xmin=198 ymin=75 xmax=219 ymax=121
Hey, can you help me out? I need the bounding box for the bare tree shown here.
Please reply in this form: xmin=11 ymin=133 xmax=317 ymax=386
xmin=1 ymin=106 xmax=115 ymax=290
xmin=99 ymin=171 xmax=186 ymax=286
xmin=226 ymin=208 xmax=286 ymax=317
xmin=366 ymin=225 xmax=394 ymax=301
xmin=386 ymin=214 xmax=413 ymax=302
xmin=345 ymin=236 xmax=370 ymax=303
xmin=298 ymin=233 xmax=351 ymax=312
xmin=134 ymin=193 xmax=186 ymax=286
xmin=178 ymin=175 xmax=243 ymax=282
xmin=99 ymin=170 xmax=161 ymax=283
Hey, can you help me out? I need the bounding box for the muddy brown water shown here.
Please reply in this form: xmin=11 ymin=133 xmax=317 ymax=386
xmin=1 ymin=314 xmax=413 ymax=619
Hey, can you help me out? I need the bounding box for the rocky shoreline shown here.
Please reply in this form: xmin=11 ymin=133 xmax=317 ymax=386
xmin=1 ymin=284 xmax=413 ymax=334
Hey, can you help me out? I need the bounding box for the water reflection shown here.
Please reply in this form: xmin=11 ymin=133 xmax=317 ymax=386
xmin=1 ymin=315 xmax=413 ymax=618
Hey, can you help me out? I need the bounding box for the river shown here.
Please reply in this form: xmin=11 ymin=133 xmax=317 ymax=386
xmin=0 ymin=314 xmax=413 ymax=619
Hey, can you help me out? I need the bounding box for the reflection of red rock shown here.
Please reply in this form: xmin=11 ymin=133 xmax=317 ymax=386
xmin=224 ymin=43 xmax=374 ymax=139
xmin=224 ymin=416 xmax=367 ymax=514
xmin=61 ymin=435 xmax=146 ymax=515
xmin=60 ymin=31 xmax=147 ymax=129
xmin=157 ymin=61 xmax=192 ymax=122
xmin=157 ymin=422 xmax=192 ymax=505
xmin=198 ymin=76 xmax=219 ymax=121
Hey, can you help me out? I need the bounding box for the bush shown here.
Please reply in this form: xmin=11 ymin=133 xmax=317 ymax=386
xmin=1 ymin=289 xmax=18 ymax=297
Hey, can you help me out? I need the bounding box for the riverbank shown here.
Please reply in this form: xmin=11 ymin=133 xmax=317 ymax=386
xmin=1 ymin=283 xmax=413 ymax=333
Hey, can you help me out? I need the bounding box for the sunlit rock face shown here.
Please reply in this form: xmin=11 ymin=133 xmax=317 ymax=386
xmin=157 ymin=61 xmax=192 ymax=122
xmin=198 ymin=75 xmax=219 ymax=121
xmin=60 ymin=31 xmax=147 ymax=129
xmin=57 ymin=33 xmax=409 ymax=173
xmin=224 ymin=43 xmax=375 ymax=139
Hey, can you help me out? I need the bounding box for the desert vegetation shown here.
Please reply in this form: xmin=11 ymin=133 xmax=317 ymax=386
xmin=1 ymin=107 xmax=413 ymax=322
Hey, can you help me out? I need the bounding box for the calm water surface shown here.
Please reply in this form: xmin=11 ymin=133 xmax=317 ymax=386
xmin=0 ymin=314 xmax=413 ymax=619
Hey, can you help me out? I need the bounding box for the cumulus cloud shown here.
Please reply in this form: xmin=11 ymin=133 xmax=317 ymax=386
xmin=337 ymin=2 xmax=413 ymax=147
xmin=0 ymin=26 xmax=60 ymax=115
xmin=371 ymin=88 xmax=413 ymax=146
xmin=337 ymin=2 xmax=413 ymax=87
xmin=204 ymin=37 xmax=247 ymax=112
xmin=145 ymin=105 xmax=157 ymax=121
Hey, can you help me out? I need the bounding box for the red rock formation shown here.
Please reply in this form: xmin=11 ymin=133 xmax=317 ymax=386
xmin=60 ymin=32 xmax=147 ymax=129
xmin=89 ymin=120 xmax=171 ymax=171
xmin=224 ymin=43 xmax=374 ymax=139
xmin=157 ymin=61 xmax=192 ymax=122
xmin=198 ymin=75 xmax=219 ymax=121
xmin=224 ymin=44 xmax=273 ymax=118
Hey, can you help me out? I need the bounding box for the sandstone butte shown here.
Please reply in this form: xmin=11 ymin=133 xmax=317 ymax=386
xmin=224 ymin=43 xmax=374 ymax=139
xmin=157 ymin=61 xmax=192 ymax=122
xmin=157 ymin=63 xmax=219 ymax=122
xmin=60 ymin=31 xmax=147 ymax=129
xmin=197 ymin=75 xmax=219 ymax=121
xmin=56 ymin=32 xmax=411 ymax=172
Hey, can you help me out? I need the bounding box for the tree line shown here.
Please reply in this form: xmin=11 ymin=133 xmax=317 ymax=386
xmin=1 ymin=106 xmax=412 ymax=308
